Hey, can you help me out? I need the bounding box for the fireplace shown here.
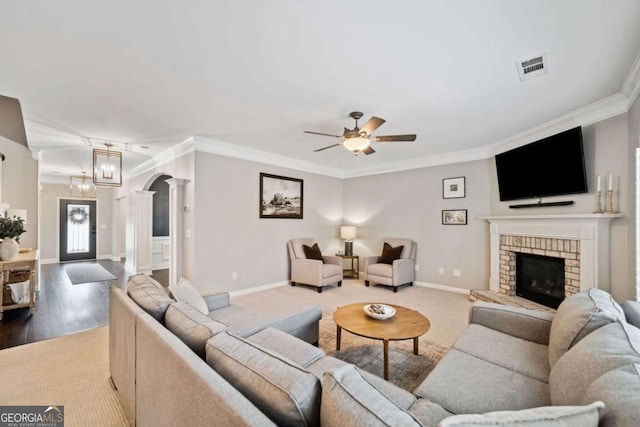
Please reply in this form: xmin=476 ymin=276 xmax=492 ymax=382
xmin=481 ymin=215 xmax=620 ymax=310
xmin=516 ymin=253 xmax=565 ymax=308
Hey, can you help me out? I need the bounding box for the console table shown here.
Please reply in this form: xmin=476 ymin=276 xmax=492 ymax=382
xmin=336 ymin=254 xmax=359 ymax=279
xmin=0 ymin=249 xmax=38 ymax=320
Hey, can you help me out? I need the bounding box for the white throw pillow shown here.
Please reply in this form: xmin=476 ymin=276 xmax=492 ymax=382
xmin=439 ymin=401 xmax=604 ymax=426
xmin=169 ymin=278 xmax=208 ymax=315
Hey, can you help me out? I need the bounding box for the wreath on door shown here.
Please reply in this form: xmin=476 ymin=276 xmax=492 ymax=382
xmin=69 ymin=207 xmax=89 ymax=225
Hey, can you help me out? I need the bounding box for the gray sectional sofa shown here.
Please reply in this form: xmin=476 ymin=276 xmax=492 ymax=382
xmin=110 ymin=273 xmax=640 ymax=426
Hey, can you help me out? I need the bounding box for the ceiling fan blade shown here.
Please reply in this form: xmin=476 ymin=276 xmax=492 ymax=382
xmin=359 ymin=116 xmax=386 ymax=136
xmin=304 ymin=131 xmax=343 ymax=138
xmin=362 ymin=146 xmax=376 ymax=155
xmin=314 ymin=143 xmax=342 ymax=152
xmin=372 ymin=134 xmax=417 ymax=142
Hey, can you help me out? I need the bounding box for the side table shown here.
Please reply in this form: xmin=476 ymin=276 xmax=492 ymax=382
xmin=336 ymin=254 xmax=359 ymax=279
xmin=0 ymin=249 xmax=39 ymax=320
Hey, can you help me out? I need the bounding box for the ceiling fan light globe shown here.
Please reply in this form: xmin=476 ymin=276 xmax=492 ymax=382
xmin=343 ymin=136 xmax=369 ymax=152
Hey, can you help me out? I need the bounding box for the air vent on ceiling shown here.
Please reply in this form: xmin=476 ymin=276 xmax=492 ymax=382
xmin=516 ymin=52 xmax=548 ymax=81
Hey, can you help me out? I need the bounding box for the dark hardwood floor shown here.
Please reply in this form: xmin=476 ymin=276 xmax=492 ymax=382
xmin=0 ymin=260 xmax=168 ymax=350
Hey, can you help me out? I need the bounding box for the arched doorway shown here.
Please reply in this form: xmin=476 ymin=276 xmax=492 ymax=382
xmin=126 ymin=174 xmax=188 ymax=286
xmin=149 ymin=174 xmax=172 ymax=274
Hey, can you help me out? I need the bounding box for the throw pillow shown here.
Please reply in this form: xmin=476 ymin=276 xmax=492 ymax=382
xmin=439 ymin=401 xmax=604 ymax=426
xmin=206 ymin=331 xmax=321 ymax=426
xmin=165 ymin=302 xmax=226 ymax=358
xmin=622 ymin=300 xmax=640 ymax=329
xmin=548 ymin=288 xmax=624 ymax=367
xmin=378 ymin=242 xmax=404 ymax=264
xmin=169 ymin=278 xmax=209 ymax=315
xmin=303 ymin=243 xmax=324 ymax=262
xmin=549 ymin=320 xmax=640 ymax=406
xmin=320 ymin=364 xmax=449 ymax=426
xmin=582 ymin=363 xmax=640 ymax=427
xmin=127 ymin=274 xmax=174 ymax=324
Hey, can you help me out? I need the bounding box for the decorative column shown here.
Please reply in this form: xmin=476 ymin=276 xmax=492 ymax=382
xmin=125 ymin=190 xmax=155 ymax=275
xmin=166 ymin=178 xmax=189 ymax=287
xmin=0 ymin=151 xmax=4 ymax=206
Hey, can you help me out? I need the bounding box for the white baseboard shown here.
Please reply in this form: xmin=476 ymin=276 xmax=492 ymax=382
xmin=152 ymin=263 xmax=169 ymax=270
xmin=41 ymin=255 xmax=123 ymax=264
xmin=229 ymin=280 xmax=289 ymax=298
xmin=98 ymin=254 xmax=123 ymax=262
xmin=413 ymin=281 xmax=471 ymax=295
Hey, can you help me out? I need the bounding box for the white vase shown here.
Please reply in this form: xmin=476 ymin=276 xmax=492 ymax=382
xmin=0 ymin=237 xmax=19 ymax=261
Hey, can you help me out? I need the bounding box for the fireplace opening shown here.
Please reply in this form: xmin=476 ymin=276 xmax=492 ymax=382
xmin=516 ymin=252 xmax=565 ymax=309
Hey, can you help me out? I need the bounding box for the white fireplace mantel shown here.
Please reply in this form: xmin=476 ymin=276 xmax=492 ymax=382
xmin=480 ymin=214 xmax=623 ymax=294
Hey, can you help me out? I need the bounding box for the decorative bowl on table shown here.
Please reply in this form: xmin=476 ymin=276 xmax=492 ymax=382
xmin=363 ymin=303 xmax=396 ymax=320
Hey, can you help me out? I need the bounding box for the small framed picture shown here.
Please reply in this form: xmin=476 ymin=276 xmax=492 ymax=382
xmin=443 ymin=177 xmax=465 ymax=199
xmin=260 ymin=173 xmax=303 ymax=219
xmin=442 ymin=209 xmax=467 ymax=225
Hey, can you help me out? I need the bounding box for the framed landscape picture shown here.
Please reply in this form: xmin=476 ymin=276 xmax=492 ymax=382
xmin=442 ymin=209 xmax=467 ymax=225
xmin=260 ymin=173 xmax=303 ymax=219
xmin=443 ymin=176 xmax=465 ymax=199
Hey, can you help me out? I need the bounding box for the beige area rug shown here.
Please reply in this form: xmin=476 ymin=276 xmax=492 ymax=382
xmin=0 ymin=327 xmax=128 ymax=427
xmin=317 ymin=308 xmax=449 ymax=392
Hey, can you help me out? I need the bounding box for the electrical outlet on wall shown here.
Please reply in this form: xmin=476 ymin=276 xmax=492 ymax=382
xmin=438 ymin=267 xmax=444 ymax=275
xmin=232 ymin=272 xmax=238 ymax=280
xmin=415 ymin=264 xmax=419 ymax=271
xmin=453 ymin=269 xmax=461 ymax=277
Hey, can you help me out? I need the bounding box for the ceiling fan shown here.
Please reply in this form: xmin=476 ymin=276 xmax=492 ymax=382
xmin=304 ymin=111 xmax=416 ymax=155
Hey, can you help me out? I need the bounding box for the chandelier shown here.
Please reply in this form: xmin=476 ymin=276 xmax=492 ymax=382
xmin=93 ymin=142 xmax=122 ymax=187
xmin=69 ymin=171 xmax=96 ymax=198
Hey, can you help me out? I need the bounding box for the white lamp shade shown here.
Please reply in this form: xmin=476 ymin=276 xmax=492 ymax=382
xmin=343 ymin=137 xmax=370 ymax=152
xmin=340 ymin=225 xmax=357 ymax=241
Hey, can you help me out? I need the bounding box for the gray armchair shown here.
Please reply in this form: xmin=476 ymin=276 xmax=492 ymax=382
xmin=364 ymin=238 xmax=416 ymax=292
xmin=288 ymin=238 xmax=343 ymax=293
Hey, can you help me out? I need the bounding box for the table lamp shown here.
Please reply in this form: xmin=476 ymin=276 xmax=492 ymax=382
xmin=340 ymin=225 xmax=356 ymax=256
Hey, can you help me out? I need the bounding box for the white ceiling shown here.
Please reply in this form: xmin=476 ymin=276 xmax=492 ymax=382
xmin=1 ymin=0 xmax=640 ymax=181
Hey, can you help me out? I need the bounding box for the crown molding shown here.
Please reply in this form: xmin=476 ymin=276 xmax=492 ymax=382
xmin=126 ymin=137 xmax=196 ymax=180
xmin=192 ymin=136 xmax=345 ymax=178
xmin=488 ymin=93 xmax=629 ymax=157
xmin=622 ymin=50 xmax=640 ymax=107
xmin=341 ymin=146 xmax=492 ymax=179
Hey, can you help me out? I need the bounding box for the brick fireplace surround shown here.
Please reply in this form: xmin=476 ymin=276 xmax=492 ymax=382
xmin=499 ymin=234 xmax=580 ymax=298
xmin=480 ymin=214 xmax=622 ymax=304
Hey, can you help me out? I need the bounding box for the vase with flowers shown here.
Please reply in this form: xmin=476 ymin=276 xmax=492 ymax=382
xmin=0 ymin=215 xmax=26 ymax=261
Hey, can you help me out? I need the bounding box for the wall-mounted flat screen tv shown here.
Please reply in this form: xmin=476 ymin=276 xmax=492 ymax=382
xmin=495 ymin=126 xmax=588 ymax=201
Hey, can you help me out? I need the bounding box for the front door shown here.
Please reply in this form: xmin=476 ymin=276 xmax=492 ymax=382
xmin=59 ymin=199 xmax=97 ymax=262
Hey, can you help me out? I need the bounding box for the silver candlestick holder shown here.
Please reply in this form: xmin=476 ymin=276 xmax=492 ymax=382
xmin=604 ymin=189 xmax=617 ymax=214
xmin=593 ymin=190 xmax=603 ymax=214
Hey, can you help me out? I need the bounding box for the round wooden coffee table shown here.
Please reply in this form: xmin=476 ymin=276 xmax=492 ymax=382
xmin=333 ymin=303 xmax=430 ymax=380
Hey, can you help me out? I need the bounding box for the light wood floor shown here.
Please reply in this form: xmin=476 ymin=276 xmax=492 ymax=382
xmin=0 ymin=261 xmax=168 ymax=350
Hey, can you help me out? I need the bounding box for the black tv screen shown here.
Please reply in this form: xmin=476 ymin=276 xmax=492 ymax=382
xmin=495 ymin=127 xmax=588 ymax=201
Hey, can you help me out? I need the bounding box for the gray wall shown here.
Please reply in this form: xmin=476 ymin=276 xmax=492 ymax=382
xmin=343 ymin=159 xmax=492 ymax=291
xmin=39 ymin=183 xmax=113 ymax=262
xmin=0 ymin=96 xmax=28 ymax=147
xmin=0 ymin=136 xmax=38 ymax=249
xmin=193 ymin=152 xmax=343 ymax=294
xmin=341 ymin=113 xmax=633 ymax=300
xmin=114 ymin=109 xmax=637 ymax=301
xmin=628 ymin=95 xmax=640 ymax=301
